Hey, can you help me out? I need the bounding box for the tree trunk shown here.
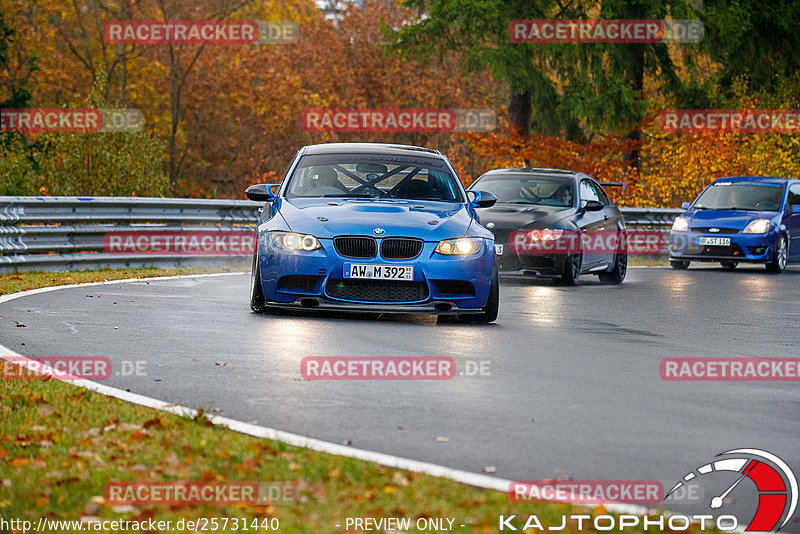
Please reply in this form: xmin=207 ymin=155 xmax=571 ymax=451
xmin=622 ymin=44 xmax=644 ymax=175
xmin=508 ymin=89 xmax=531 ymax=136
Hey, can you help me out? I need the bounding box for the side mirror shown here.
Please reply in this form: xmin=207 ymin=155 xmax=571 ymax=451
xmin=246 ymin=183 xmax=279 ymax=202
xmin=581 ymin=200 xmax=604 ymax=211
xmin=467 ymin=190 xmax=497 ymax=208
xmin=681 ymin=202 xmax=692 ymax=210
xmin=792 ymin=204 xmax=800 ymax=214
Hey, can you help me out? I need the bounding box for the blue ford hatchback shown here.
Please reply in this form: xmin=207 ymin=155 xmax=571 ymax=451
xmin=245 ymin=143 xmax=499 ymax=322
xmin=668 ymin=177 xmax=800 ymax=272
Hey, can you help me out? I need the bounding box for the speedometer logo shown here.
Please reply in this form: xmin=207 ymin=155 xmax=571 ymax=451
xmin=666 ymin=448 xmax=797 ymax=532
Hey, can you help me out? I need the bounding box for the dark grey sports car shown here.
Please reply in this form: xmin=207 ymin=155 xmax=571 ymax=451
xmin=470 ymin=168 xmax=627 ymax=285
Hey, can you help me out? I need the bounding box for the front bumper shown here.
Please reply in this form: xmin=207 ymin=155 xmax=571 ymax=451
xmin=256 ymin=234 xmax=494 ymax=312
xmin=668 ymin=231 xmax=777 ymax=262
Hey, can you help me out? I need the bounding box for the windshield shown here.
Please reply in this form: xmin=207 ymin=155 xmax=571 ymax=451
xmin=285 ymin=154 xmax=463 ymax=202
xmin=474 ymin=177 xmax=574 ymax=207
xmin=693 ymin=182 xmax=785 ymax=211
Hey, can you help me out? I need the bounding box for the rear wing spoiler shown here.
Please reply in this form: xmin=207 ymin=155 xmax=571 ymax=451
xmin=598 ymin=181 xmax=627 ymax=191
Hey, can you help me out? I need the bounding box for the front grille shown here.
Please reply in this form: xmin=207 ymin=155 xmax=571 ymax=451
xmin=691 ymin=227 xmax=740 ymax=234
xmin=326 ymin=279 xmax=428 ymax=302
xmin=380 ymin=237 xmax=423 ymax=260
xmin=693 ymin=242 xmax=745 ymax=257
xmin=334 ymin=236 xmax=376 ymax=258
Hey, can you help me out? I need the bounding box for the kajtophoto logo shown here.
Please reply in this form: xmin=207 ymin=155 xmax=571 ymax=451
xmin=666 ymin=448 xmax=798 ymax=532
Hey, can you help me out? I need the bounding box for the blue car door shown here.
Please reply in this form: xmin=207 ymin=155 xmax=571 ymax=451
xmin=787 ymin=182 xmax=800 ymax=261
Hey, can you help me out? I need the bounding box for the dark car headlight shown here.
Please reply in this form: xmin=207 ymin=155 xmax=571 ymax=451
xmin=271 ymin=231 xmax=321 ymax=251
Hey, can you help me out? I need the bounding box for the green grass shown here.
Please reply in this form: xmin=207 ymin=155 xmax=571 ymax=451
xmin=0 ymin=268 xmax=718 ymax=533
xmin=0 ymin=267 xmax=231 ymax=297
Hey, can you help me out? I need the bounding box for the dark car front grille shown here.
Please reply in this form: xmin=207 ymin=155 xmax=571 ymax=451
xmin=334 ymin=236 xmax=377 ymax=258
xmin=691 ymin=227 xmax=740 ymax=234
xmin=326 ymin=279 xmax=429 ymax=302
xmin=380 ymin=238 xmax=423 ymax=260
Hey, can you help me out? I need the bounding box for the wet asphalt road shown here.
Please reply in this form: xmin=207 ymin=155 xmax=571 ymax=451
xmin=1 ymin=265 xmax=798 ymax=526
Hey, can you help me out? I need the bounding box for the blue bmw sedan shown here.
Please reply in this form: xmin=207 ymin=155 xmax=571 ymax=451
xmin=245 ymin=143 xmax=499 ymax=323
xmin=668 ymin=176 xmax=800 ymax=273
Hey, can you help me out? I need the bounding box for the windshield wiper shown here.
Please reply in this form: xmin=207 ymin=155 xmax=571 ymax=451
xmin=322 ymin=193 xmax=373 ymax=198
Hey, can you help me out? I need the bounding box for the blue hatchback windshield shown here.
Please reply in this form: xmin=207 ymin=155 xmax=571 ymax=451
xmin=694 ymin=182 xmax=785 ymax=211
xmin=286 ymin=154 xmax=463 ymax=202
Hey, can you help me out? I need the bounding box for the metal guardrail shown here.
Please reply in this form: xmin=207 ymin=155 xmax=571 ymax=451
xmin=0 ymin=197 xmax=682 ymax=273
xmin=0 ymin=197 xmax=262 ymax=273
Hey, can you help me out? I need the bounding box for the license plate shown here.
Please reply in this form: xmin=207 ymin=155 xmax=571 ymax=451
xmin=344 ymin=263 xmax=413 ymax=280
xmin=697 ymin=237 xmax=730 ymax=246
xmin=495 ymin=244 xmax=504 ymax=256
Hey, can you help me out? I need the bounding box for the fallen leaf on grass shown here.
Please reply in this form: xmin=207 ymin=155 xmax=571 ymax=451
xmin=129 ymin=429 xmax=149 ymax=441
xmin=10 ymin=457 xmax=27 ymax=467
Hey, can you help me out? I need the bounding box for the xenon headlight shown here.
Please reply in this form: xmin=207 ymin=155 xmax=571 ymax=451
xmin=271 ymin=232 xmax=321 ymax=251
xmin=435 ymin=237 xmax=483 ymax=255
xmin=743 ymin=219 xmax=771 ymax=234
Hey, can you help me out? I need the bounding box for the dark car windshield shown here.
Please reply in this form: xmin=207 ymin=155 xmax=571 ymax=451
xmin=693 ymin=182 xmax=785 ymax=211
xmin=285 ymin=154 xmax=463 ymax=202
xmin=473 ymin=176 xmax=574 ymax=207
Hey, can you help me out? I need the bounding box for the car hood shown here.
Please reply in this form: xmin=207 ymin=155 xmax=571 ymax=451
xmin=277 ymin=197 xmax=474 ymax=240
xmin=685 ymin=209 xmax=778 ymax=229
xmin=477 ymin=204 xmax=575 ymax=230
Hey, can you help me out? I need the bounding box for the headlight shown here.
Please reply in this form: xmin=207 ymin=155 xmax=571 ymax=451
xmin=671 ymin=216 xmax=689 ymax=232
xmin=529 ymin=229 xmax=564 ymax=241
xmin=743 ymin=219 xmax=771 ymax=234
xmin=271 ymin=232 xmax=321 ymax=251
xmin=435 ymin=237 xmax=483 ymax=255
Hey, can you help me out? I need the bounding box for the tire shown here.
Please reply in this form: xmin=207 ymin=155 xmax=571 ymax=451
xmin=599 ymin=251 xmax=627 ymax=284
xmin=438 ymin=266 xmax=499 ymax=324
xmin=670 ymin=260 xmax=690 ymax=270
xmin=720 ymin=261 xmax=738 ymax=271
xmin=766 ymin=235 xmax=788 ymax=273
xmin=559 ymin=253 xmax=582 ymax=286
xmin=250 ymin=253 xmax=268 ymax=313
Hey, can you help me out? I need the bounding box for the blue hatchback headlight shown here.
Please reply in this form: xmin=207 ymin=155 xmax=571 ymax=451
xmin=271 ymin=231 xmax=321 ymax=251
xmin=743 ymin=219 xmax=771 ymax=234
